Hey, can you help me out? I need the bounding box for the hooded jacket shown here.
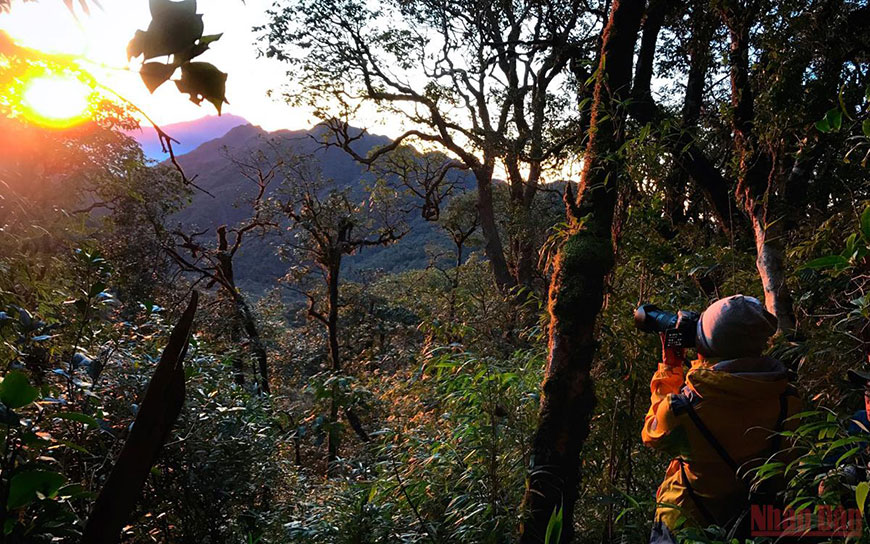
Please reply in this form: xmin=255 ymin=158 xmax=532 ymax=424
xmin=642 ymin=356 xmax=801 ymax=535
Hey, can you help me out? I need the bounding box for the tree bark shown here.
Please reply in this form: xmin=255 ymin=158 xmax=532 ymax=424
xmin=518 ymin=1 xmax=644 ymax=542
xmin=230 ymin=321 xmax=245 ymax=386
xmin=506 ymin=152 xmax=542 ymax=291
xmin=216 ymin=226 xmax=270 ymax=393
xmin=236 ymin=295 xmax=270 ymax=394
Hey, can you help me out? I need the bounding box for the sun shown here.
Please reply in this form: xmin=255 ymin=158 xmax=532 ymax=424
xmin=20 ymin=74 xmax=94 ymax=129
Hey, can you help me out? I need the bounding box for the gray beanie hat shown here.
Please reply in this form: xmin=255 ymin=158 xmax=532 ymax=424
xmin=695 ymin=295 xmax=778 ymax=358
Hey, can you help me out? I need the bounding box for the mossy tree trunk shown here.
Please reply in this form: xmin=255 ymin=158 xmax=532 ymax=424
xmin=518 ymin=1 xmax=644 ymax=542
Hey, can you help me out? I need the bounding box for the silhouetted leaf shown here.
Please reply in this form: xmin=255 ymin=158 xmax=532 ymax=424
xmin=128 ymin=0 xmax=203 ymax=61
xmin=172 ymin=32 xmax=222 ymax=63
xmin=149 ymin=0 xmax=196 ymax=19
xmin=199 ymin=33 xmax=222 ymax=46
xmin=175 ymin=62 xmax=228 ymax=114
xmin=127 ymin=30 xmax=148 ymax=60
xmin=140 ymin=62 xmax=176 ymax=93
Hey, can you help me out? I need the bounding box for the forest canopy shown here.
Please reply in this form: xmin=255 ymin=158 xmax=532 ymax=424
xmin=1 ymin=0 xmax=870 ymax=543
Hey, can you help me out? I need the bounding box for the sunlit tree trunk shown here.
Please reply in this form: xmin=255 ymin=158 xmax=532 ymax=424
xmin=518 ymin=1 xmax=644 ymax=542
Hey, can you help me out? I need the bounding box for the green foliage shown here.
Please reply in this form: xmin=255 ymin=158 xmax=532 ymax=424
xmin=7 ymin=471 xmax=66 ymax=510
xmin=544 ymin=506 xmax=563 ymax=544
xmin=0 ymin=371 xmax=38 ymax=409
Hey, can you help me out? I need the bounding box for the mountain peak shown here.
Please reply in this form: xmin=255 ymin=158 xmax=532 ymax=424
xmin=129 ymin=114 xmax=250 ymax=160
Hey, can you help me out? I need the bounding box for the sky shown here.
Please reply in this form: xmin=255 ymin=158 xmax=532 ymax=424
xmin=0 ymin=0 xmax=314 ymax=131
xmin=0 ymin=0 xmax=581 ymax=179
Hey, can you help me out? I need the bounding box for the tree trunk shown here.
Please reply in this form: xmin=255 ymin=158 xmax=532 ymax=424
xmin=514 ymin=237 xmax=536 ymax=290
xmin=506 ymin=151 xmax=541 ymax=290
xmin=326 ymin=260 xmax=342 ymax=476
xmin=750 ymin=211 xmax=796 ymax=331
xmin=476 ymin=167 xmax=515 ymax=291
xmin=236 ymin=296 xmax=271 ymax=394
xmin=662 ymin=3 xmax=714 ymax=233
xmin=518 ymin=2 xmax=644 ymax=542
xmin=629 ymin=1 xmax=738 ymax=236
xmin=216 ymin=226 xmax=270 ymax=392
xmin=230 ymin=321 xmax=245 ymax=386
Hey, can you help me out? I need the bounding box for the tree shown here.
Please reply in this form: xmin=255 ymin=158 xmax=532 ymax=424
xmin=262 ymin=0 xmax=603 ymax=292
xmin=519 ymin=1 xmax=644 ymax=542
xmin=627 ymin=0 xmax=737 ymax=236
xmin=276 ymin=153 xmax=406 ymax=473
xmin=161 ymin=149 xmax=279 ymax=394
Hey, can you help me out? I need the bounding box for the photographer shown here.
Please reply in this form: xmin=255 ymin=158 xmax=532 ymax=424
xmin=639 ymin=295 xmax=801 ymax=543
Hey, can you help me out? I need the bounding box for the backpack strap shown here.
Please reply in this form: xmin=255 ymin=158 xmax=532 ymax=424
xmin=678 ymin=458 xmax=718 ymax=526
xmin=770 ymin=389 xmax=790 ymax=453
xmin=682 ymin=401 xmax=740 ymax=473
xmin=679 ymin=388 xmax=794 ymax=539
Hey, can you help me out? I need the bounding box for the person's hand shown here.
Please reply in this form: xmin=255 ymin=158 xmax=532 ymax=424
xmin=660 ymin=332 xmax=685 ymax=367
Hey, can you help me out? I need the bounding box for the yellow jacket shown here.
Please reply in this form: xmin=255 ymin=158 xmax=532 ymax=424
xmin=642 ymin=357 xmax=800 ymax=532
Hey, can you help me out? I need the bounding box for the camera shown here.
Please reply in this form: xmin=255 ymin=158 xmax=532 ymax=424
xmin=634 ymin=304 xmax=700 ymax=349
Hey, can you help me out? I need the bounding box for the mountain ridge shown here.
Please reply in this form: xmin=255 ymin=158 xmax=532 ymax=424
xmin=169 ymin=122 xmax=461 ymax=294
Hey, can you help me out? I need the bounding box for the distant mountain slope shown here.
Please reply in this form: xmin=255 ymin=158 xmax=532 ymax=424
xmin=171 ymin=124 xmax=466 ymax=294
xmin=129 ymin=114 xmax=249 ymax=160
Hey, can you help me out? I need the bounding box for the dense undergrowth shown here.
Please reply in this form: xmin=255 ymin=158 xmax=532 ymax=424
xmin=4 ymin=147 xmax=870 ymax=543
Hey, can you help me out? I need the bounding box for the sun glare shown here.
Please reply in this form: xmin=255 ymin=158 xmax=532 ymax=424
xmin=21 ymin=75 xmax=93 ymax=129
